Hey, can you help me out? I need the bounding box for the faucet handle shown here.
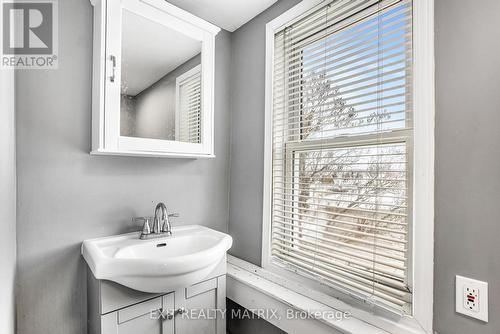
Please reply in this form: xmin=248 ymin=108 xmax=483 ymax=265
xmin=141 ymin=219 xmax=151 ymax=235
xmin=168 ymin=213 xmax=179 ymax=218
xmin=134 ymin=217 xmax=152 ymax=236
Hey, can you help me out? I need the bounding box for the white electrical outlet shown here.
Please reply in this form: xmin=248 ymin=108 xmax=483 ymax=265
xmin=456 ymin=275 xmax=488 ymax=322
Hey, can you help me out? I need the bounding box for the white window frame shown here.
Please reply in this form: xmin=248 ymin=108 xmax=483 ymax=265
xmin=262 ymin=0 xmax=434 ymax=332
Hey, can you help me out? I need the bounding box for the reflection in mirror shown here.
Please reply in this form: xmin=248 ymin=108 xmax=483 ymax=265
xmin=120 ymin=9 xmax=202 ymax=143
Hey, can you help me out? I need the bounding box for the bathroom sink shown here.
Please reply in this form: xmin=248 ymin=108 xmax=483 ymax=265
xmin=82 ymin=225 xmax=232 ymax=293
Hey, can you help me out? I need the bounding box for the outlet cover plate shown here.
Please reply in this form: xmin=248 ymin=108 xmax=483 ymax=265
xmin=456 ymin=275 xmax=488 ymax=322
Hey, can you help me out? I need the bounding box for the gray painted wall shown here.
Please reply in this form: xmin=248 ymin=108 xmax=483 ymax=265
xmin=14 ymin=0 xmax=231 ymax=333
xmin=121 ymin=54 xmax=201 ymax=140
xmin=228 ymin=0 xmax=301 ymax=266
xmin=434 ymin=0 xmax=500 ymax=333
xmin=0 ymin=67 xmax=16 ymax=334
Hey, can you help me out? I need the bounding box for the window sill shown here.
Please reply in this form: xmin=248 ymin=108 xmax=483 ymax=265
xmin=226 ymin=255 xmax=430 ymax=334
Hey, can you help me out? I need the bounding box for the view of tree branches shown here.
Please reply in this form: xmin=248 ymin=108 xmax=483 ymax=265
xmin=291 ymin=70 xmax=408 ymax=275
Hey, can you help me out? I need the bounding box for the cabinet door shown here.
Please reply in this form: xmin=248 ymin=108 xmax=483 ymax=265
xmin=101 ymin=293 xmax=174 ymax=334
xmin=174 ymin=276 xmax=226 ymax=334
xmin=95 ymin=0 xmax=218 ymax=157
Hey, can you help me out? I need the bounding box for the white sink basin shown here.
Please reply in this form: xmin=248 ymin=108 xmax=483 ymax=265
xmin=82 ymin=225 xmax=232 ymax=293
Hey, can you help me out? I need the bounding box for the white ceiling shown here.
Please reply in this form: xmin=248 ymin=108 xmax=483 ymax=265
xmin=121 ymin=10 xmax=201 ymax=96
xmin=166 ymin=0 xmax=279 ymax=32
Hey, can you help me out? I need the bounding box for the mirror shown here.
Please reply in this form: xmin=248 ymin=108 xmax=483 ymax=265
xmin=90 ymin=0 xmax=219 ymax=157
xmin=119 ymin=9 xmax=202 ymax=144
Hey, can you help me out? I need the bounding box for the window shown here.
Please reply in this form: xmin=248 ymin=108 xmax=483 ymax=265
xmin=267 ymin=0 xmax=414 ymax=314
xmin=176 ymin=65 xmax=202 ymax=143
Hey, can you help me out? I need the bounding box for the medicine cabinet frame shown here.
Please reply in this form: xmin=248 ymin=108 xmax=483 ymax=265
xmin=90 ymin=0 xmax=220 ymax=158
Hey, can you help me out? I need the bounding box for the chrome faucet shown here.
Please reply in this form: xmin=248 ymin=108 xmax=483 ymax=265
xmin=153 ymin=202 xmax=167 ymax=234
xmin=135 ymin=202 xmax=179 ymax=240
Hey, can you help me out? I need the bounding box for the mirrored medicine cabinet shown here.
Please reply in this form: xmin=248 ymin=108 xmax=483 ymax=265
xmin=90 ymin=0 xmax=220 ymax=157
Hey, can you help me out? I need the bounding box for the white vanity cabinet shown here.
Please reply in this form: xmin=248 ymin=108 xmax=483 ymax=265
xmin=88 ymin=258 xmax=226 ymax=334
xmin=89 ymin=0 xmax=220 ymax=158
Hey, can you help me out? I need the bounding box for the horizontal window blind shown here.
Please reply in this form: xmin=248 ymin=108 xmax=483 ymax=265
xmin=178 ymin=71 xmax=202 ymax=143
xmin=270 ymin=0 xmax=413 ymax=314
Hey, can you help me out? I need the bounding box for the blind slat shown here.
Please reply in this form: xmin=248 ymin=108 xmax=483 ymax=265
xmin=270 ymin=0 xmax=413 ymax=313
xmin=275 ymin=6 xmax=411 ymax=67
xmin=272 ymin=235 xmax=406 ymax=283
xmin=272 ymin=249 xmax=410 ymax=306
xmin=273 ymin=207 xmax=407 ymax=234
xmin=273 ymin=219 xmax=405 ymax=252
xmin=273 ymin=225 xmax=406 ymax=262
xmin=178 ymin=71 xmax=202 ymax=143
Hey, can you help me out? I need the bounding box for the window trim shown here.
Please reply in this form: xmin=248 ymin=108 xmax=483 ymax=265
xmin=262 ymin=0 xmax=434 ymax=332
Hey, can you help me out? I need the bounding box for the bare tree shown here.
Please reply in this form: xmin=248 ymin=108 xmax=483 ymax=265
xmin=292 ymin=70 xmax=406 ymax=253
